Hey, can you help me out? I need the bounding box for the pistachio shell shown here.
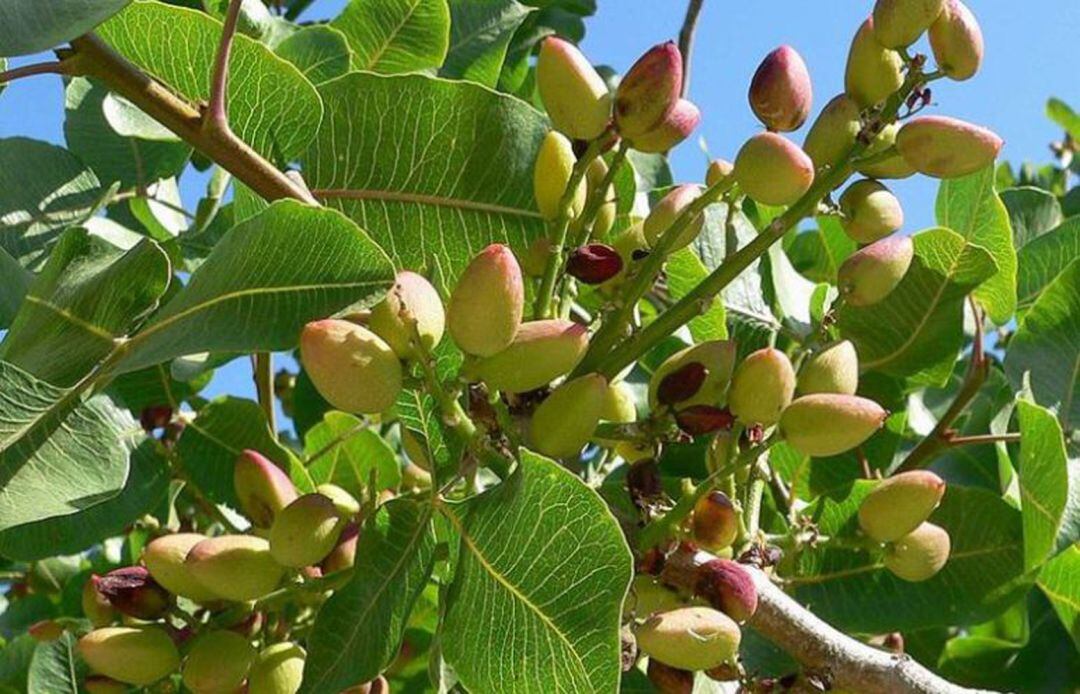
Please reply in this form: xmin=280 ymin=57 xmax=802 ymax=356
xmin=182 ymin=630 xmax=255 ymax=694
xmin=367 ymin=271 xmax=445 ymax=359
xmin=748 ymin=45 xmax=813 ymax=132
xmin=859 ymin=471 xmax=946 ymax=542
xmin=803 ymin=94 xmax=862 ymax=172
xmin=537 ymin=37 xmax=612 ymax=140
xmin=837 ymin=235 xmax=914 ymax=306
xmin=845 ymin=17 xmax=904 ymax=107
xmin=625 ymin=575 xmax=696 ymax=619
xmin=186 ymin=535 xmax=284 ymax=601
xmin=872 ymin=0 xmax=945 ymax=48
xmin=631 ymin=98 xmax=701 ymax=154
xmin=316 ymin=483 xmax=361 ymax=517
xmin=694 ymin=558 xmax=758 ymax=622
xmin=797 ymin=340 xmax=859 ymax=395
xmin=248 ymin=642 xmax=305 ymax=694
xmin=705 ymin=159 xmax=734 ymax=187
xmin=635 ymin=607 xmax=741 ymax=671
xmin=780 ymin=394 xmax=888 ymax=457
xmin=615 ymin=42 xmax=683 ymax=138
xmin=234 ymin=449 xmax=298 ymax=529
xmin=78 ymin=627 xmax=180 ymax=686
xmin=529 ymin=374 xmax=608 ymax=458
xmin=884 ymin=522 xmax=951 ymax=581
xmin=692 ymin=492 xmax=739 ymax=551
xmin=839 ymin=179 xmax=904 ymax=244
xmin=643 ymin=184 xmax=705 ymax=252
xmin=734 ymin=132 xmax=815 ymax=206
xmin=322 ymin=522 xmax=360 ymax=574
xmin=601 ymin=381 xmax=638 ymax=424
xmin=929 ymin=0 xmax=983 ymax=81
xmin=896 ymin=115 xmax=1003 ymax=178
xmin=534 ymin=130 xmax=587 ymax=220
xmin=857 ymin=122 xmax=917 ymax=179
xmin=648 ymin=341 xmax=737 ymax=409
xmin=300 ymin=320 xmax=403 ymax=415
xmin=728 ymin=348 xmax=796 ymax=425
xmin=270 ymin=494 xmax=346 ymax=568
xmin=448 ymin=244 xmax=525 ymax=357
xmin=470 ymin=320 xmax=589 ymax=393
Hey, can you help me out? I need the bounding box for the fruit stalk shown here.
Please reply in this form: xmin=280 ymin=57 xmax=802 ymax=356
xmin=253 ymin=352 xmax=276 ymax=436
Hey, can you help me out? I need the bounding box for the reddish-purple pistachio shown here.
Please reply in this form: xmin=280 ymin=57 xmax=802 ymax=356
xmin=674 ymin=406 xmax=735 ymax=436
xmin=656 ymin=361 xmax=708 ymax=407
xmin=647 ymin=659 xmax=694 ymax=694
xmin=615 ymin=42 xmax=683 ymax=138
xmin=93 ymin=567 xmax=172 ymax=621
xmin=566 ymin=243 xmax=624 ymax=284
xmin=748 ymin=45 xmax=813 ymax=132
xmin=693 ymin=558 xmax=758 ymax=623
xmin=139 ymin=405 xmax=172 ymax=432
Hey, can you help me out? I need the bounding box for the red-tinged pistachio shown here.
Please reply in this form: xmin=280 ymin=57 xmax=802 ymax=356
xmin=269 ymin=494 xmax=347 ymax=569
xmin=536 ymin=36 xmax=612 ymax=140
xmin=693 ymin=558 xmax=758 ymax=622
xmin=748 ymin=45 xmax=813 ymax=132
xmin=896 ymin=115 xmax=1003 ymax=178
xmin=631 ymin=98 xmax=701 ymax=153
xmin=705 ymin=158 xmax=734 ymax=187
xmin=448 ymin=244 xmax=525 ymax=357
xmin=234 ymin=449 xmax=298 ymax=529
xmin=78 ymin=627 xmax=180 ymax=686
xmin=322 ymin=522 xmax=360 ymax=574
xmin=845 ymin=17 xmax=904 ymax=107
xmin=469 ymin=319 xmax=589 ymax=393
xmin=839 ymin=179 xmax=904 ymax=244
xmin=615 ymin=42 xmax=683 ymax=138
xmin=567 ymin=243 xmax=624 ymax=284
xmin=929 ymin=0 xmax=983 ymax=81
xmin=838 ymin=235 xmax=914 ymax=306
xmin=83 ymin=676 xmax=128 ymax=694
xmin=248 ymin=642 xmax=305 ymax=694
xmin=692 ymin=492 xmax=739 ymax=551
xmin=185 ymin=535 xmax=284 ymax=602
xmin=28 ymin=619 xmax=64 ymax=642
xmin=780 ymin=393 xmax=889 ymax=457
xmin=93 ymin=567 xmax=171 ymax=621
xmin=598 ymin=222 xmax=650 ymax=296
xmin=734 ymin=132 xmax=815 ymax=206
xmin=139 ymin=405 xmax=172 ymax=432
xmin=367 ymin=271 xmax=445 ymax=359
xmin=300 ymin=319 xmax=403 ymax=415
xmin=534 ymin=131 xmax=587 ymax=220
xmin=143 ymin=533 xmax=220 ymax=603
xmin=586 ymin=158 xmax=617 ymax=237
xmin=872 ymin=0 xmax=945 ymax=48
xmin=82 ymin=578 xmax=116 ymax=627
xmin=857 ymin=121 xmax=917 ymax=179
xmin=728 ymin=348 xmax=796 ymax=426
xmin=884 ymin=522 xmax=951 ymax=581
xmin=675 ymin=406 xmax=736 ymax=436
xmin=803 ymin=93 xmax=862 ymax=172
xmin=643 ymin=184 xmax=705 ymax=252
xmin=181 ymin=630 xmax=255 ymax=694
xmin=648 ymin=340 xmax=737 ymax=409
xmin=859 ymin=471 xmax=947 ymax=542
xmin=647 ymin=659 xmax=694 ymax=694
xmin=529 ymin=374 xmax=608 ymax=458
xmin=315 ymin=483 xmax=361 ymax=517
xmin=656 ymin=362 xmax=708 ymax=407
xmin=635 ymin=607 xmax=741 ymax=670
xmin=798 ymin=340 xmax=859 ymax=395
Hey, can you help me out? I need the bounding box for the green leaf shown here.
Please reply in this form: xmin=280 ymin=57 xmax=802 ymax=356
xmin=0 ymin=137 xmax=114 ymax=268
xmin=839 ymin=228 xmax=997 ymax=386
xmin=114 ymin=201 xmax=394 ymax=373
xmin=26 ymin=632 xmax=85 ymax=694
xmin=786 ymin=216 xmax=856 ymax=284
xmin=394 ymin=388 xmax=463 ymax=485
xmin=1037 ymin=544 xmax=1080 ymax=652
xmin=110 ymin=363 xmax=211 ymax=414
xmin=275 ymin=25 xmax=352 ymax=86
xmin=1017 ymin=217 xmax=1080 ymax=313
xmin=1047 ymin=98 xmax=1080 ymax=140
xmin=301 ymin=498 xmax=436 ymax=693
xmin=1000 ymin=187 xmax=1063 ymax=247
xmin=666 ymin=248 xmax=726 ymax=342
xmin=1016 ymin=399 xmax=1069 ymax=571
xmin=0 ymin=248 xmax=30 ymax=329
xmin=302 ymin=72 xmax=548 ymax=287
xmin=766 ymin=241 xmax=816 ymax=337
xmin=332 ymin=0 xmax=450 ymax=74
xmin=0 ymin=229 xmax=170 ymax=387
xmin=440 ymin=450 xmax=632 ymax=693
xmin=304 ymin=412 xmax=402 ymax=496
xmin=0 ymin=360 xmax=136 ymax=532
xmin=1005 ymin=259 xmax=1080 ymax=431
xmin=0 ymin=0 xmax=130 ymax=57
xmin=441 ymin=0 xmax=533 ymax=87
xmin=97 ymin=0 xmax=323 ymax=163
xmin=936 ymin=166 xmax=1017 ymax=324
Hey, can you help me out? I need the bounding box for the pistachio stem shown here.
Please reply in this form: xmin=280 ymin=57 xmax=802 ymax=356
xmin=206 ymin=0 xmax=244 ymax=132
xmin=0 ymin=59 xmax=78 ymax=85
xmin=946 ymin=432 xmax=1021 ymax=446
xmin=252 ymin=352 xmax=276 ymax=436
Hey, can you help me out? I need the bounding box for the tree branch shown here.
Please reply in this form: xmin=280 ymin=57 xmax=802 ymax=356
xmin=0 ymin=60 xmax=77 ymax=85
xmin=678 ymin=0 xmax=705 ymax=97
xmin=207 ymin=0 xmax=244 ymax=132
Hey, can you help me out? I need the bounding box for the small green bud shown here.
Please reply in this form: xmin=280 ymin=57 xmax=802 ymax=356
xmin=734 ymin=132 xmax=815 ymax=206
xmin=837 ymin=235 xmax=914 ymax=306
xmin=368 ymin=271 xmax=445 ymax=359
xmin=615 ymin=42 xmax=683 ymax=138
xmin=802 ymin=93 xmax=861 ymax=172
xmin=896 ymin=115 xmax=1003 ymax=178
xmin=300 ymin=320 xmax=403 ymax=415
xmin=143 ymin=533 xmax=220 ymax=603
xmin=625 ymin=575 xmax=695 ymax=619
xmin=649 ymin=340 xmax=737 ymax=409
xmin=705 ymin=159 xmax=734 ymax=187
xmin=534 ymin=130 xmax=587 ymax=220
xmin=872 ymin=0 xmax=945 ymax=48
xmin=859 ymin=470 xmax=946 ymax=542
xmin=780 ymin=394 xmax=888 ymax=457
xmin=839 ymin=179 xmax=904 ymax=244
xmin=529 ymin=374 xmax=608 ymax=458
xmin=316 ymin=483 xmax=361 ymax=517
xmin=797 ymin=340 xmax=859 ymax=395
xmin=643 ymin=184 xmax=705 ymax=252
xmin=82 ymin=577 xmax=117 ymax=627
xmin=692 ymin=492 xmax=739 ymax=551
xmin=586 ymin=158 xmax=617 ymax=237
xmin=470 ymin=319 xmax=589 ymax=393
xmin=234 ymin=449 xmax=299 ymax=529
xmin=182 ymin=630 xmax=255 ymax=694
xmin=728 ymin=348 xmax=796 ymax=425
xmin=186 ymin=535 xmax=284 ymax=601
xmin=844 ymin=17 xmax=904 ymax=107
xmin=248 ymin=642 xmax=305 ymax=694
xmin=537 ymin=37 xmax=612 ymax=140
xmin=630 ymin=98 xmax=701 ymax=154
xmin=448 ymin=244 xmax=525 ymax=357
xmin=635 ymin=607 xmax=741 ymax=671
xmin=748 ymin=45 xmax=813 ymax=132
xmin=78 ymin=627 xmax=180 ymax=686
xmin=929 ymin=0 xmax=983 ymax=81
xmin=857 ymin=122 xmax=917 ymax=179
xmin=884 ymin=522 xmax=951 ymax=582
xmin=270 ymin=494 xmax=346 ymax=569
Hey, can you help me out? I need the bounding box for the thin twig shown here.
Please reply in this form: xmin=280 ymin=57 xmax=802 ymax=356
xmin=0 ymin=60 xmax=74 ymax=85
xmin=945 ymin=432 xmax=1021 ymax=447
xmin=677 ymin=0 xmax=705 ymax=97
xmin=253 ymin=352 xmax=277 ymax=436
xmin=207 ymin=0 xmax=244 ymax=131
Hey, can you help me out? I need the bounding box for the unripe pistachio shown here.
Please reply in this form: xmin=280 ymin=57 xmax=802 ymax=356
xmin=626 ymin=575 xmax=695 ymax=618
xmin=537 ymin=37 xmax=612 ymax=140
xmin=705 ymin=159 xmax=734 ymax=187
xmin=28 ymin=619 xmax=64 ymax=642
xmin=401 ymin=428 xmax=432 ymax=471
xmin=884 ymin=522 xmax=951 ymax=581
xmin=859 ymin=470 xmax=946 ymax=542
xmin=844 ymin=17 xmax=904 ymax=107
xmin=649 ymin=340 xmax=737 ymax=409
xmin=83 ymin=676 xmax=128 ymax=694
xmin=234 ymin=449 xmax=299 ymax=529
xmin=367 ymin=271 xmax=445 ymax=359
xmin=643 ymin=184 xmax=705 ymax=252
xmin=586 ymin=158 xmax=616 ymax=237
xmin=143 ymin=533 xmax=220 ymax=603
xmin=598 ymin=222 xmax=649 ymax=295
xmin=857 ymin=122 xmax=917 ymax=179
xmin=728 ymin=348 xmax=796 ymax=425
xmin=798 ymin=340 xmax=859 ymax=395
xmin=322 ymin=522 xmax=360 ymax=574
xmin=300 ymin=320 xmax=403 ymax=415
xmin=78 ymin=627 xmax=180 ymax=686
xmin=692 ymin=492 xmax=739 ymax=551
xmin=186 ymin=535 xmax=284 ymax=601
xmin=615 ymin=42 xmax=683 ymax=138
xmin=616 ymin=440 xmax=654 ymax=463
xmin=748 ymin=45 xmax=813 ymax=132
xmin=448 ymin=244 xmax=525 ymax=357
xmin=803 ymin=93 xmax=861 ymax=172
xmin=734 ymin=132 xmax=815 ymax=206
xmin=896 ymin=115 xmax=1003 ymax=178
xmin=567 ymin=243 xmax=623 ymax=284
xmin=780 ymin=394 xmax=888 ymax=457
xmin=675 ymin=406 xmax=735 ymax=436
xmin=82 ymin=577 xmax=117 ymax=627
xmin=534 ymin=131 xmax=587 ymax=220
xmin=837 ymin=235 xmax=914 ymax=306
xmin=601 ymin=381 xmax=637 ymax=424
xmin=872 ymin=0 xmax=945 ymax=48
xmin=529 ymin=374 xmax=608 ymax=458
xmin=249 ymin=642 xmax=305 ymax=694
xmin=839 ymin=179 xmax=904 ymax=244
xmin=470 ymin=320 xmax=589 ymax=393
xmin=93 ymin=567 xmax=171 ymax=621
xmin=706 ymin=431 xmax=737 ymax=473
xmin=270 ymin=494 xmax=346 ymax=569
xmin=635 ymin=607 xmax=741 ymax=670
xmin=521 ymin=236 xmax=553 ymax=278
xmin=929 ymin=0 xmax=983 ymax=81
xmin=631 ymin=98 xmax=701 ymax=153
xmin=647 ymin=659 xmax=694 ymax=694
xmin=693 ymin=558 xmax=758 ymax=623
xmin=182 ymin=630 xmax=255 ymax=694
xmin=316 ymin=483 xmax=361 ymax=517
xmin=401 ymin=461 xmax=433 ymax=491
